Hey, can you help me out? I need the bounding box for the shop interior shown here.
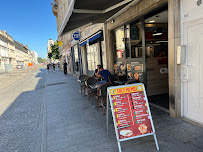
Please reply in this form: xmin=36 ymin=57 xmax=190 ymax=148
xmin=144 ymin=9 xmax=169 ymax=109
xmin=113 ymin=7 xmax=169 ymax=109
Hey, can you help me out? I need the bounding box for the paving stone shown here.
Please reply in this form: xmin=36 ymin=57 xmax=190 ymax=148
xmin=0 ymin=68 xmax=45 ymax=151
xmin=2 ymin=68 xmax=203 ymax=152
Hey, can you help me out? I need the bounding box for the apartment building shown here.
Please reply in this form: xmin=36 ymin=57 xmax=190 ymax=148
xmin=52 ymin=0 xmax=203 ymax=124
xmin=0 ymin=30 xmax=9 ymax=71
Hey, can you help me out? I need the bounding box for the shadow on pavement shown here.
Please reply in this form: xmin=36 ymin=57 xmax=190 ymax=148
xmin=0 ymin=68 xmax=46 ymax=152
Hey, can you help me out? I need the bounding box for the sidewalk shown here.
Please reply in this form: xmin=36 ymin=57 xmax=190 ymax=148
xmin=45 ymin=70 xmax=203 ymax=152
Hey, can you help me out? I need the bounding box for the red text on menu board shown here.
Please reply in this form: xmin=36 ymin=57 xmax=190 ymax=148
xmin=110 ymin=85 xmax=153 ymax=139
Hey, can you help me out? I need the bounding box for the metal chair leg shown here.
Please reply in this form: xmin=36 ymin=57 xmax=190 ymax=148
xmin=88 ymin=88 xmax=90 ymax=101
xmin=91 ymin=94 xmax=93 ymax=105
xmin=102 ymin=97 xmax=105 ymax=116
xmin=96 ymin=96 xmax=99 ymax=111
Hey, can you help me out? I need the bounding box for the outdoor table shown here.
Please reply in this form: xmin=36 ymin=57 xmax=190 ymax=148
xmin=89 ymin=83 xmax=103 ymax=108
xmin=89 ymin=83 xmax=103 ymax=91
xmin=114 ymin=80 xmax=128 ymax=85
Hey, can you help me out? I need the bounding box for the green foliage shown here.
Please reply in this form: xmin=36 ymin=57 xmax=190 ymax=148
xmin=50 ymin=42 xmax=59 ymax=59
xmin=38 ymin=57 xmax=44 ymax=63
xmin=38 ymin=57 xmax=47 ymax=63
xmin=48 ymin=53 xmax=52 ymax=59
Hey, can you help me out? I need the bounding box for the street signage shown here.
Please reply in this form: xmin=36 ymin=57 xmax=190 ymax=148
xmin=107 ymin=83 xmax=159 ymax=152
xmin=57 ymin=40 xmax=63 ymax=47
xmin=72 ymin=32 xmax=80 ymax=41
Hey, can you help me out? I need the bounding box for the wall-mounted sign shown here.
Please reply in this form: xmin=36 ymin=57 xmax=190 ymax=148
xmin=107 ymin=83 xmax=159 ymax=152
xmin=72 ymin=32 xmax=80 ymax=41
xmin=57 ymin=41 xmax=63 ymax=47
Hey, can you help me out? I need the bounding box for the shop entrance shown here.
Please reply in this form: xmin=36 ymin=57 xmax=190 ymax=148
xmin=113 ymin=7 xmax=169 ymax=109
xmin=145 ymin=9 xmax=169 ymax=109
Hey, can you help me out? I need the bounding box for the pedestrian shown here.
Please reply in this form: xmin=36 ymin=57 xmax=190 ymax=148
xmin=47 ymin=64 xmax=50 ymax=72
xmin=53 ymin=63 xmax=55 ymax=72
xmin=63 ymin=60 xmax=67 ymax=74
xmin=58 ymin=62 xmax=60 ymax=70
xmin=95 ymin=65 xmax=111 ymax=84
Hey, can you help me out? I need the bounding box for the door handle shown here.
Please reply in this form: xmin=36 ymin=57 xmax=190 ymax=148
xmin=182 ymin=66 xmax=189 ymax=81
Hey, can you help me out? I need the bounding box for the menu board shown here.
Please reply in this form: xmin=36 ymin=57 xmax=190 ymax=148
xmin=108 ymin=84 xmax=154 ymax=140
xmin=114 ymin=62 xmax=126 ymax=76
xmin=127 ymin=62 xmax=144 ymax=82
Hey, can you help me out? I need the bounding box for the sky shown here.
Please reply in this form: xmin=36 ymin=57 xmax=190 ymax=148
xmin=0 ymin=0 xmax=57 ymax=58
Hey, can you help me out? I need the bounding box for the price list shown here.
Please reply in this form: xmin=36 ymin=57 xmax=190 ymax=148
xmin=110 ymin=85 xmax=153 ymax=139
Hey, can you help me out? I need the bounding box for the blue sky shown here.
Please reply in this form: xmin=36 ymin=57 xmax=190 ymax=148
xmin=0 ymin=0 xmax=57 ymax=58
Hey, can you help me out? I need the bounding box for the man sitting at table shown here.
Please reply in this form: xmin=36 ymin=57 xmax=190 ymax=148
xmin=96 ymin=65 xmax=111 ymax=84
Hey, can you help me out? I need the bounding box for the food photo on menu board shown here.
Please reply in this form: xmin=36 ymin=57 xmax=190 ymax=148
xmin=135 ymin=65 xmax=142 ymax=71
xmin=120 ymin=64 xmax=125 ymax=71
xmin=128 ymin=72 xmax=134 ymax=79
xmin=127 ymin=64 xmax=131 ymax=71
xmin=109 ymin=85 xmax=153 ymax=139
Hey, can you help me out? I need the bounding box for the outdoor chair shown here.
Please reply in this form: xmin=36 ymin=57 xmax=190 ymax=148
xmin=108 ymin=75 xmax=119 ymax=86
xmin=96 ymin=82 xmax=112 ymax=115
xmin=78 ymin=75 xmax=88 ymax=96
xmin=86 ymin=77 xmax=97 ymax=104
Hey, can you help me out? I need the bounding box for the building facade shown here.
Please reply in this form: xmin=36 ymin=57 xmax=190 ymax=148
xmin=7 ymin=34 xmax=16 ymax=70
xmin=47 ymin=38 xmax=54 ymax=53
xmin=31 ymin=51 xmax=38 ymax=65
xmin=15 ymin=41 xmax=28 ymax=68
xmin=0 ymin=30 xmax=9 ymax=71
xmin=52 ymin=0 xmax=203 ymax=124
xmin=0 ymin=30 xmax=33 ymax=71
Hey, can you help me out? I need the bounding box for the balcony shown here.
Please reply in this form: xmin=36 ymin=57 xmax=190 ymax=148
xmin=51 ymin=0 xmax=58 ymax=16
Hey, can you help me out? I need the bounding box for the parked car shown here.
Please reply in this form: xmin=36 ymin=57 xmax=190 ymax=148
xmin=17 ymin=65 xmax=23 ymax=69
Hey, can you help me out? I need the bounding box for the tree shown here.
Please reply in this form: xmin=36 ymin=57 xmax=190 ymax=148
xmin=50 ymin=42 xmax=59 ymax=60
xmin=37 ymin=57 xmax=44 ymax=63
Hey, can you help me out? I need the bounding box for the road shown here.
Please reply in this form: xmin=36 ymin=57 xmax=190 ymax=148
xmin=0 ymin=67 xmax=47 ymax=152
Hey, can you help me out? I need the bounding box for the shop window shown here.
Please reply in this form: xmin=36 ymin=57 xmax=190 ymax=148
xmin=130 ymin=22 xmax=142 ymax=58
xmin=101 ymin=41 xmax=107 ymax=69
xmin=125 ymin=25 xmax=131 ymax=58
xmin=87 ymin=43 xmax=100 ymax=72
xmin=73 ymin=45 xmax=79 ymax=72
xmin=115 ymin=27 xmax=125 ymax=58
xmin=74 ymin=45 xmax=79 ymax=62
xmin=87 ymin=45 xmax=92 ymax=71
xmin=145 ymin=10 xmax=168 ymax=60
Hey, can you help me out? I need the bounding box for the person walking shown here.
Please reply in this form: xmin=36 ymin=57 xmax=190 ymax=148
xmin=63 ymin=60 xmax=67 ymax=74
xmin=57 ymin=62 xmax=60 ymax=70
xmin=53 ymin=63 xmax=55 ymax=72
xmin=47 ymin=64 xmax=50 ymax=73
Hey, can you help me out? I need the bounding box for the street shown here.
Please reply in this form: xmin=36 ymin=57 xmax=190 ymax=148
xmin=0 ymin=68 xmax=203 ymax=152
xmin=0 ymin=67 xmax=46 ymax=152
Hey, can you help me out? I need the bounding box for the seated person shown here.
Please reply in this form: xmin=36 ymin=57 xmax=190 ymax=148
xmin=93 ymin=64 xmax=101 ymax=77
xmin=95 ymin=65 xmax=111 ymax=83
xmin=93 ymin=69 xmax=98 ymax=77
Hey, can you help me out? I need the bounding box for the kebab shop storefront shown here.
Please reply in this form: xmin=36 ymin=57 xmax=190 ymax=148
xmin=107 ymin=4 xmax=169 ymax=110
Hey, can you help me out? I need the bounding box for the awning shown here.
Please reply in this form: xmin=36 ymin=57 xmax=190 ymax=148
xmin=58 ymin=0 xmax=138 ymax=37
xmin=80 ymin=31 xmax=102 ymax=46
